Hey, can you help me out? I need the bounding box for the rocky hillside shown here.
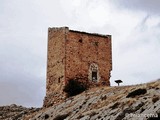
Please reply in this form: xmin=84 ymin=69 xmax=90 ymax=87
xmin=0 ymin=104 xmax=40 ymax=120
xmin=0 ymin=80 xmax=160 ymax=120
xmin=31 ymin=79 xmax=160 ymax=120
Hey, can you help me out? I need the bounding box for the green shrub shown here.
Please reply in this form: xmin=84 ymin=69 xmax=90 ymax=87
xmin=152 ymin=96 xmax=159 ymax=103
xmin=44 ymin=114 xmax=49 ymax=119
xmin=54 ymin=113 xmax=69 ymax=120
xmin=110 ymin=102 xmax=120 ymax=109
xmin=126 ymin=88 xmax=147 ymax=98
xmin=63 ymin=77 xmax=88 ymax=97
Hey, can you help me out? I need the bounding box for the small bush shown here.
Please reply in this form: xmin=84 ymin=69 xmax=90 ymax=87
xmin=44 ymin=114 xmax=49 ymax=119
xmin=126 ymin=88 xmax=147 ymax=98
xmin=152 ymin=96 xmax=159 ymax=103
xmin=54 ymin=113 xmax=69 ymax=120
xmin=77 ymin=114 xmax=84 ymax=119
xmin=90 ymin=111 xmax=97 ymax=117
xmin=110 ymin=102 xmax=120 ymax=109
xmin=101 ymin=95 xmax=107 ymax=101
xmin=63 ymin=77 xmax=88 ymax=97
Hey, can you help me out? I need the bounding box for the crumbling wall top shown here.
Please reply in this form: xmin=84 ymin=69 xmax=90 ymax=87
xmin=48 ymin=27 xmax=111 ymax=39
xmin=69 ymin=30 xmax=111 ymax=38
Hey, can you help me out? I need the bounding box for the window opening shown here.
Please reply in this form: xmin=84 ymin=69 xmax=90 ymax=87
xmin=92 ymin=71 xmax=97 ymax=82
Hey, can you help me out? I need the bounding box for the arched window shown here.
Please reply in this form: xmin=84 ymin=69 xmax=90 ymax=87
xmin=88 ymin=63 xmax=100 ymax=82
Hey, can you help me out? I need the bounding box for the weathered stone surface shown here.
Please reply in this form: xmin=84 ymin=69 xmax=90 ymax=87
xmin=31 ymin=80 xmax=160 ymax=120
xmin=0 ymin=104 xmax=40 ymax=120
xmin=45 ymin=27 xmax=112 ymax=107
xmin=1 ymin=80 xmax=159 ymax=119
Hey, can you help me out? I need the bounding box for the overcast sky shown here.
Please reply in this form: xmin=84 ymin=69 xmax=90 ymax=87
xmin=0 ymin=0 xmax=160 ymax=107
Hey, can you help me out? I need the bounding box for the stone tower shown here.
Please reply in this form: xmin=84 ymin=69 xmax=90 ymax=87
xmin=44 ymin=27 xmax=112 ymax=107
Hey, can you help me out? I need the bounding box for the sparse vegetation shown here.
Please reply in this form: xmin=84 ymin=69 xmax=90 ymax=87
xmin=53 ymin=113 xmax=70 ymax=120
xmin=110 ymin=102 xmax=120 ymax=109
xmin=44 ymin=114 xmax=49 ymax=119
xmin=90 ymin=111 xmax=97 ymax=117
xmin=125 ymin=99 xmax=136 ymax=106
xmin=126 ymin=88 xmax=147 ymax=98
xmin=1 ymin=80 xmax=160 ymax=120
xmin=152 ymin=96 xmax=159 ymax=103
xmin=100 ymin=95 xmax=107 ymax=101
xmin=77 ymin=114 xmax=84 ymax=119
xmin=63 ymin=77 xmax=89 ymax=97
xmin=115 ymin=102 xmax=143 ymax=120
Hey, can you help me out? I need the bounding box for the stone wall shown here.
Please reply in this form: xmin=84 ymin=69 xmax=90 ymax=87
xmin=65 ymin=30 xmax=112 ymax=86
xmin=44 ymin=27 xmax=112 ymax=107
xmin=46 ymin=27 xmax=67 ymax=95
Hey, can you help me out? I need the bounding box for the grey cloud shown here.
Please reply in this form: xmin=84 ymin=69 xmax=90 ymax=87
xmin=112 ymin=0 xmax=160 ymax=15
xmin=0 ymin=0 xmax=74 ymax=107
xmin=0 ymin=76 xmax=45 ymax=107
xmin=0 ymin=0 xmax=48 ymax=107
xmin=110 ymin=14 xmax=160 ymax=86
xmin=0 ymin=42 xmax=46 ymax=107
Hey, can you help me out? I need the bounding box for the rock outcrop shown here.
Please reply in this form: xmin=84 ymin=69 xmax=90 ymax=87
xmin=31 ymin=79 xmax=160 ymax=120
xmin=0 ymin=79 xmax=160 ymax=120
xmin=0 ymin=104 xmax=40 ymax=120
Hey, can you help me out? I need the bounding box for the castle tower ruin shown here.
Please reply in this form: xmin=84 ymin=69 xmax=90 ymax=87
xmin=44 ymin=27 xmax=112 ymax=107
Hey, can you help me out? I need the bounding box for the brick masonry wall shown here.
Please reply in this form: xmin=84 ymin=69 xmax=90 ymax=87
xmin=44 ymin=27 xmax=112 ymax=107
xmin=46 ymin=27 xmax=67 ymax=95
xmin=65 ymin=31 xmax=112 ymax=86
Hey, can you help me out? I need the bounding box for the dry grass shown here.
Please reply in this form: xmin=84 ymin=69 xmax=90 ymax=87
xmin=147 ymin=79 xmax=160 ymax=88
xmin=125 ymin=98 xmax=136 ymax=106
xmin=152 ymin=95 xmax=159 ymax=103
